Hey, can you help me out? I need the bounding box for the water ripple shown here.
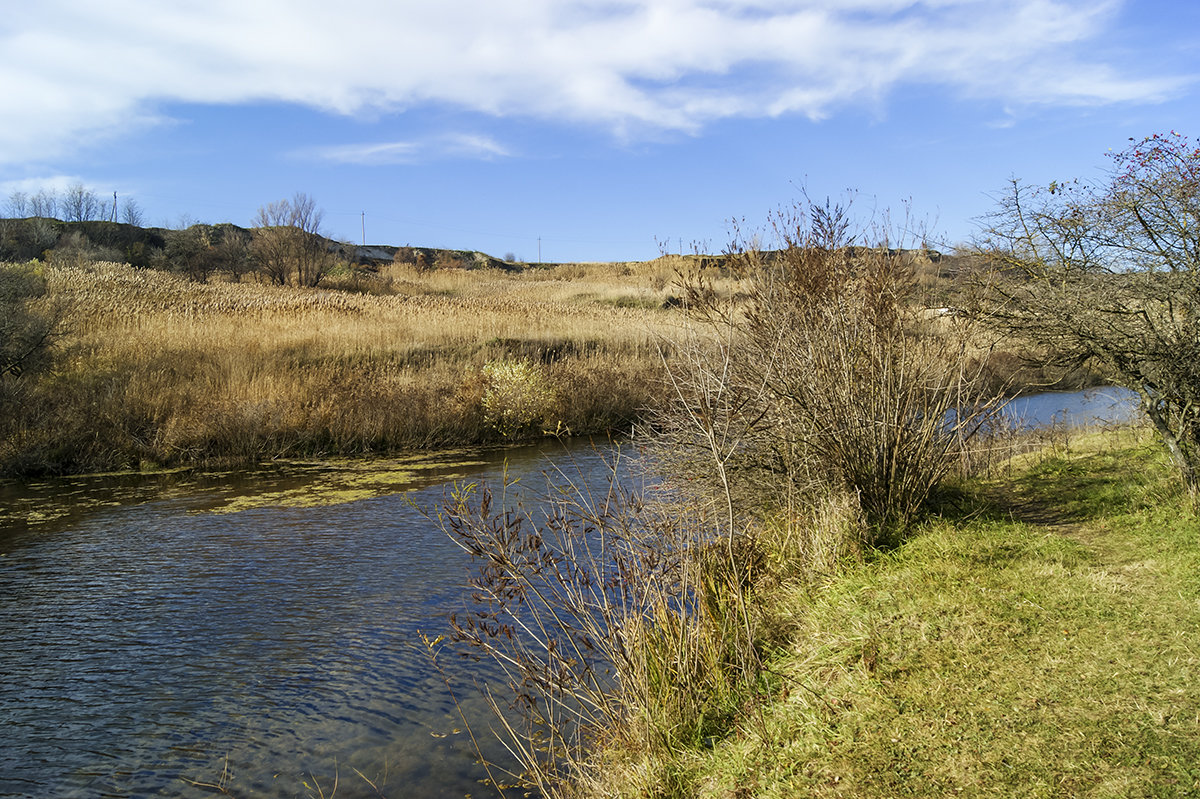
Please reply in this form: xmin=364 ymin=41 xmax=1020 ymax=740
xmin=0 ymin=441 xmax=622 ymax=798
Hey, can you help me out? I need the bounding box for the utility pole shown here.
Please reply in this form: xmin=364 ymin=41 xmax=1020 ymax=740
xmin=361 ymin=211 xmax=366 ymax=246
xmin=538 ymin=236 xmax=542 ymax=264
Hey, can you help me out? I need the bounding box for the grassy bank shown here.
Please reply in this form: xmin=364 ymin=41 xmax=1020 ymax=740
xmin=0 ymin=258 xmax=692 ymax=475
xmin=590 ymin=427 xmax=1200 ymax=797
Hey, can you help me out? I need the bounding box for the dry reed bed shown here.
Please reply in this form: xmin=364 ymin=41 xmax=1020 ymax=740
xmin=2 ymin=262 xmax=674 ymax=474
xmin=48 ymin=262 xmax=677 ymax=363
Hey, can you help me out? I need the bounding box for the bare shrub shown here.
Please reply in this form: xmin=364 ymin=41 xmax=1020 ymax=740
xmin=0 ymin=218 xmax=60 ymax=261
xmin=434 ymin=252 xmax=465 ymax=270
xmin=432 ymin=455 xmax=790 ymax=796
xmin=431 ymin=432 xmax=870 ymax=797
xmin=658 ymin=198 xmax=1000 ymax=543
xmin=47 ymin=231 xmax=121 ymax=268
xmin=392 ymin=245 xmax=418 ymax=267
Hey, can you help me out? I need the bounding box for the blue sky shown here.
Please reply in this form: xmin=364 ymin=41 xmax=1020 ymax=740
xmin=2 ymin=0 xmax=1198 ymax=262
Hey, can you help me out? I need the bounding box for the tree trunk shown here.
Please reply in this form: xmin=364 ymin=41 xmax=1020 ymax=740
xmin=1142 ymin=396 xmax=1200 ymax=501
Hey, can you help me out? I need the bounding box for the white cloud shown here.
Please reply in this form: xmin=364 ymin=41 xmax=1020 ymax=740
xmin=0 ymin=176 xmax=86 ymax=196
xmin=299 ymin=133 xmax=511 ymax=164
xmin=0 ymin=0 xmax=1191 ymax=166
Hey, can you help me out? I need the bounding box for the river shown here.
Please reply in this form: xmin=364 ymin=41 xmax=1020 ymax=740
xmin=0 ymin=441 xmax=629 ymax=798
xmin=0 ymin=387 xmax=1142 ymax=798
xmin=998 ymin=386 xmax=1139 ymax=430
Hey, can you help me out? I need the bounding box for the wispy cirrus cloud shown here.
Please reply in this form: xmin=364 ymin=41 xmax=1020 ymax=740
xmin=299 ymin=134 xmax=511 ymax=165
xmin=0 ymin=0 xmax=1191 ymax=166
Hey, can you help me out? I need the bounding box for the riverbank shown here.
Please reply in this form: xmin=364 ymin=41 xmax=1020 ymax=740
xmin=0 ymin=259 xmax=686 ymax=476
xmin=584 ymin=426 xmax=1200 ymax=796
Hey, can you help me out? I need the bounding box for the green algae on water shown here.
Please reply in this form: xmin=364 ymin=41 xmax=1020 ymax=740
xmin=205 ymin=454 xmax=488 ymax=513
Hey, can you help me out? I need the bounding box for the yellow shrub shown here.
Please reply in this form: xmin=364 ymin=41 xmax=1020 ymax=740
xmin=481 ymin=359 xmax=557 ymax=439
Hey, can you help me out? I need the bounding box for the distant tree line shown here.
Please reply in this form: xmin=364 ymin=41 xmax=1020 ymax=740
xmin=1 ymin=189 xmax=339 ymax=287
xmin=7 ymin=183 xmax=143 ymax=226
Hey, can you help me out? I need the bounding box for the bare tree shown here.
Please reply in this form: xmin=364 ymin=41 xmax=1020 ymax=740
xmin=214 ymin=225 xmax=253 ymax=281
xmin=7 ymin=191 xmax=29 ymax=217
xmin=62 ymin=183 xmax=102 ymax=222
xmin=29 ymin=190 xmax=58 ymax=219
xmin=251 ymin=193 xmax=334 ymax=287
xmin=975 ymin=132 xmax=1200 ymax=497
xmin=120 ymin=197 xmax=144 ymax=227
xmin=165 ymin=226 xmax=220 ymax=283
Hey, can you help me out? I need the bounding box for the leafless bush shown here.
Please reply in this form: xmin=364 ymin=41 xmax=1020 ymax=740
xmin=393 ymin=246 xmax=417 ymax=266
xmin=656 ymin=198 xmax=1000 ymax=542
xmin=434 ymin=252 xmax=465 ymax=270
xmin=432 ymin=449 xmax=815 ymax=797
xmin=47 ymin=231 xmax=122 ymax=268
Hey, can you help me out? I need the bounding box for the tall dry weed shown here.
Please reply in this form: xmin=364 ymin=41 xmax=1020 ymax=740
xmin=431 ymin=445 xmax=834 ymax=798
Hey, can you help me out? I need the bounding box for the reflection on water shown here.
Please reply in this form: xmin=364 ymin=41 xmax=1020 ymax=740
xmin=0 ymin=440 xmax=625 ymax=798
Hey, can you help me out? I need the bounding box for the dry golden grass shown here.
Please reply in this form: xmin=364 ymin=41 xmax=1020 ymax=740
xmin=374 ymin=256 xmax=687 ymax=307
xmin=1 ymin=260 xmax=695 ymax=474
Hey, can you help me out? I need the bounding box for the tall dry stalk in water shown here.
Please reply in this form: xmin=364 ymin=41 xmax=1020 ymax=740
xmin=433 ymin=453 xmax=777 ymax=797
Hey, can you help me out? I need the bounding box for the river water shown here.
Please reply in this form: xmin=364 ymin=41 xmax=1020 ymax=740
xmin=0 ymin=387 xmax=1142 ymax=798
xmin=0 ymin=441 xmax=628 ymax=798
xmin=998 ymin=386 xmax=1139 ymax=430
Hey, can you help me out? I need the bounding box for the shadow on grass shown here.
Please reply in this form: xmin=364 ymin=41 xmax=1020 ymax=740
xmin=934 ymin=429 xmax=1177 ymax=530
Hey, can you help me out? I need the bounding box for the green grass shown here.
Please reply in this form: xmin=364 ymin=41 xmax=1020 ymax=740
xmin=636 ymin=429 xmax=1200 ymax=797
